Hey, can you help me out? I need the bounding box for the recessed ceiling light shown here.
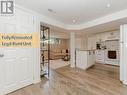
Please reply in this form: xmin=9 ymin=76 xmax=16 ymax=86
xmin=73 ymin=19 xmax=76 ymax=23
xmin=48 ymin=9 xmax=56 ymax=14
xmin=107 ymin=3 xmax=111 ymax=8
xmin=48 ymin=9 xmax=53 ymax=12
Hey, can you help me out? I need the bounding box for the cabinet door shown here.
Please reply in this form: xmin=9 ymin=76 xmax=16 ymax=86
xmin=76 ymin=38 xmax=82 ymax=49
xmin=87 ymin=51 xmax=95 ymax=67
xmin=88 ymin=37 xmax=91 ymax=50
xmin=76 ymin=51 xmax=87 ymax=70
xmin=96 ymin=34 xmax=102 ymax=42
xmin=105 ymin=31 xmax=120 ymax=40
xmin=92 ymin=37 xmax=96 ymax=49
xmin=95 ymin=50 xmax=105 ymax=63
xmin=88 ymin=37 xmax=96 ymax=50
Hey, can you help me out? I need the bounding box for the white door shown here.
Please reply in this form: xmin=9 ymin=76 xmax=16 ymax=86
xmin=120 ymin=25 xmax=127 ymax=84
xmin=0 ymin=9 xmax=35 ymax=94
xmin=120 ymin=25 xmax=124 ymax=82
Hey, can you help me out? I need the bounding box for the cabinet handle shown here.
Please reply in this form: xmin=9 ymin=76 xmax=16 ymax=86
xmin=93 ymin=51 xmax=95 ymax=54
xmin=89 ymin=51 xmax=91 ymax=55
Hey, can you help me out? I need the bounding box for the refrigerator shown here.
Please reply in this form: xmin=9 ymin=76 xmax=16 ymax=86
xmin=120 ymin=25 xmax=127 ymax=84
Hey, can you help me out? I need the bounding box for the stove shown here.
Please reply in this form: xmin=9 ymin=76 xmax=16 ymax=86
xmin=105 ymin=50 xmax=119 ymax=65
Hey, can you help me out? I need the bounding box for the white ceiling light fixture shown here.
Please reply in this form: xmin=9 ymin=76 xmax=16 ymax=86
xmin=107 ymin=3 xmax=111 ymax=8
xmin=48 ymin=9 xmax=56 ymax=14
xmin=72 ymin=19 xmax=76 ymax=23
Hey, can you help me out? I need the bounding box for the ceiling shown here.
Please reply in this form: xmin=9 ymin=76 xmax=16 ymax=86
xmin=82 ymin=17 xmax=127 ymax=33
xmin=16 ymin=0 xmax=127 ymax=25
xmin=40 ymin=22 xmax=70 ymax=39
xmin=41 ymin=17 xmax=127 ymax=36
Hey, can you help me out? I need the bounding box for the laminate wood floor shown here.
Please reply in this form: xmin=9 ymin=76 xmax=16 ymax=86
xmin=8 ymin=63 xmax=127 ymax=95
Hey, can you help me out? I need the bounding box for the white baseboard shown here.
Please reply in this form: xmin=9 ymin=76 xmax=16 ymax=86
xmin=123 ymin=81 xmax=127 ymax=85
xmin=0 ymin=91 xmax=4 ymax=95
xmin=33 ymin=78 xmax=41 ymax=84
xmin=70 ymin=65 xmax=75 ymax=68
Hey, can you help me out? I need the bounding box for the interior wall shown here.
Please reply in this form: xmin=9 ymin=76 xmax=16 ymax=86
xmin=49 ymin=30 xmax=70 ymax=50
xmin=65 ymin=39 xmax=70 ymax=49
xmin=75 ymin=36 xmax=88 ymax=50
xmin=51 ymin=31 xmax=69 ymax=39
xmin=50 ymin=39 xmax=69 ymax=50
xmin=82 ymin=36 xmax=88 ymax=50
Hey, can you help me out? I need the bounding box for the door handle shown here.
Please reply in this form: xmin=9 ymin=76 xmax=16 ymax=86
xmin=0 ymin=54 xmax=4 ymax=58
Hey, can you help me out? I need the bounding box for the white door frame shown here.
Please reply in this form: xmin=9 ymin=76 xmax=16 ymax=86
xmin=0 ymin=6 xmax=41 ymax=94
xmin=120 ymin=25 xmax=127 ymax=85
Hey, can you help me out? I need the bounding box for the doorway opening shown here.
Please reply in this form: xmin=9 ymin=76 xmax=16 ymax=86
xmin=40 ymin=23 xmax=70 ymax=79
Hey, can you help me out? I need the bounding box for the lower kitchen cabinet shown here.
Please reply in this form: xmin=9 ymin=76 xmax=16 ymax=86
xmin=95 ymin=50 xmax=105 ymax=63
xmin=76 ymin=50 xmax=95 ymax=70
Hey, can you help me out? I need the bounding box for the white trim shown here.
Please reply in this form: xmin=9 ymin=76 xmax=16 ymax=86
xmin=66 ymin=9 xmax=127 ymax=30
xmin=15 ymin=4 xmax=66 ymax=29
xmin=33 ymin=79 xmax=41 ymax=84
xmin=123 ymin=81 xmax=127 ymax=85
xmin=14 ymin=5 xmax=41 ymax=85
xmin=70 ymin=32 xmax=76 ymax=68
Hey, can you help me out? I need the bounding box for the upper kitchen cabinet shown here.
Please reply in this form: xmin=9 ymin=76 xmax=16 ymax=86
xmin=96 ymin=30 xmax=120 ymax=42
xmin=105 ymin=31 xmax=120 ymax=41
xmin=87 ymin=30 xmax=120 ymax=50
xmin=87 ymin=37 xmax=92 ymax=50
xmin=96 ymin=34 xmax=106 ymax=42
xmin=88 ymin=36 xmax=96 ymax=50
xmin=76 ymin=38 xmax=82 ymax=49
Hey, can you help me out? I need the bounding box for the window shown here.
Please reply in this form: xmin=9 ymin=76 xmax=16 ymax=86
xmin=44 ymin=38 xmax=61 ymax=44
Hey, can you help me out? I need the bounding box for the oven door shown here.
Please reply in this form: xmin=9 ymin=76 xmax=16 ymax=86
xmin=108 ymin=51 xmax=116 ymax=59
xmin=105 ymin=50 xmax=119 ymax=65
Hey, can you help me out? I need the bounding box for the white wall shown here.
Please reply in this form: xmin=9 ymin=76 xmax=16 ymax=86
xmin=50 ymin=31 xmax=69 ymax=39
xmin=70 ymin=32 xmax=76 ymax=67
xmin=75 ymin=36 xmax=88 ymax=50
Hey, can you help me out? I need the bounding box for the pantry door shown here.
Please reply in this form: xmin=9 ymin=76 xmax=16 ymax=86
xmin=0 ymin=9 xmax=36 ymax=94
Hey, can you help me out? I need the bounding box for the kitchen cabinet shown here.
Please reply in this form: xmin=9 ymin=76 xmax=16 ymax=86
xmin=88 ymin=36 xmax=96 ymax=50
xmin=88 ymin=35 xmax=105 ymax=50
xmin=76 ymin=50 xmax=95 ymax=70
xmin=104 ymin=31 xmax=120 ymax=41
xmin=89 ymin=31 xmax=120 ymax=49
xmin=95 ymin=31 xmax=120 ymax=42
xmin=96 ymin=34 xmax=102 ymax=42
xmin=96 ymin=33 xmax=106 ymax=42
xmin=88 ymin=37 xmax=92 ymax=50
xmin=87 ymin=30 xmax=120 ymax=65
xmin=75 ymin=38 xmax=82 ymax=49
xmin=95 ymin=50 xmax=105 ymax=63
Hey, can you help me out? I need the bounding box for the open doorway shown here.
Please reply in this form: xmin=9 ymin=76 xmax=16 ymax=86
xmin=40 ymin=23 xmax=70 ymax=79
